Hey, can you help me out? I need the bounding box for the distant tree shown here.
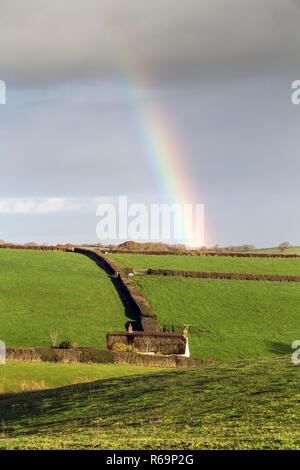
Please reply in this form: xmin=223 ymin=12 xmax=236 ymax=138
xmin=170 ymin=244 xmax=186 ymax=252
xmin=117 ymin=240 xmax=141 ymax=251
xmin=225 ymin=244 xmax=255 ymax=252
xmin=243 ymin=244 xmax=256 ymax=252
xmin=24 ymin=242 xmax=38 ymax=247
xmin=0 ymin=240 xmax=4 ymax=246
xmin=209 ymin=244 xmax=219 ymax=252
xmin=107 ymin=244 xmax=116 ymax=250
xmin=64 ymin=243 xmax=73 ymax=250
xmin=279 ymin=242 xmax=291 ymax=253
xmin=210 ymin=244 xmax=224 ymax=252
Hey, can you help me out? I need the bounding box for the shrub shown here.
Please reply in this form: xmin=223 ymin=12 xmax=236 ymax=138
xmin=59 ymin=341 xmax=71 ymax=350
xmin=112 ymin=342 xmax=128 ymax=352
xmin=39 ymin=349 xmax=61 ymax=362
xmin=80 ymin=348 xmax=115 ymax=364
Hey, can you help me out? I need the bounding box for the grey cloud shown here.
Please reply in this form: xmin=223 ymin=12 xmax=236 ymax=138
xmin=1 ymin=0 xmax=300 ymax=85
xmin=0 ymin=1 xmax=299 ymax=247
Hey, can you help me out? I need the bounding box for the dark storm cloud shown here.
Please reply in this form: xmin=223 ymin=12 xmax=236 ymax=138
xmin=1 ymin=0 xmax=300 ymax=85
xmin=0 ymin=0 xmax=299 ymax=246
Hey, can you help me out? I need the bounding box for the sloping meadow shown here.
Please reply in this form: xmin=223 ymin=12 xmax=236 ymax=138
xmin=1 ymin=356 xmax=300 ymax=449
xmin=0 ymin=249 xmax=132 ymax=348
xmin=133 ymin=276 xmax=300 ymax=361
xmin=108 ymin=252 xmax=300 ymax=276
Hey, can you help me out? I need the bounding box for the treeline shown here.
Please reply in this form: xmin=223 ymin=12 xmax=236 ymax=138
xmin=6 ymin=347 xmax=205 ymax=368
xmin=95 ymin=241 xmax=257 ymax=253
xmin=210 ymin=244 xmax=256 ymax=252
xmin=104 ymin=241 xmax=256 ymax=253
xmin=0 ymin=243 xmax=74 ymax=251
xmin=103 ymin=249 xmax=300 ymax=259
xmin=108 ymin=241 xmax=187 ymax=252
xmin=147 ymin=269 xmax=300 ymax=282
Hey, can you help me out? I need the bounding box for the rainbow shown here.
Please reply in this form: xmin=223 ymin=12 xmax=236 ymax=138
xmin=113 ymin=34 xmax=206 ymax=246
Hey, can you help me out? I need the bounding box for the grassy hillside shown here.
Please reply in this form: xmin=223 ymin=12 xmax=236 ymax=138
xmin=0 ymin=362 xmax=163 ymax=395
xmin=1 ymin=356 xmax=299 ymax=449
xmin=0 ymin=249 xmax=132 ymax=348
xmin=253 ymin=246 xmax=300 ymax=255
xmin=134 ymin=276 xmax=300 ymax=361
xmin=108 ymin=253 xmax=300 ymax=275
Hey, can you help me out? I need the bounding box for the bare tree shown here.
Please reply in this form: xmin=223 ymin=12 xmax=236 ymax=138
xmin=49 ymin=327 xmax=59 ymax=348
xmin=279 ymin=242 xmax=291 ymax=253
xmin=139 ymin=336 xmax=155 ymax=354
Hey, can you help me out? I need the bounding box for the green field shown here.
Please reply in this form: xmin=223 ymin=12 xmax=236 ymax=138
xmin=0 ymin=362 xmax=163 ymax=395
xmin=1 ymin=356 xmax=300 ymax=449
xmin=1 ymin=248 xmax=300 ymax=450
xmin=108 ymin=252 xmax=300 ymax=275
xmin=134 ymin=276 xmax=300 ymax=361
xmin=253 ymin=246 xmax=300 ymax=255
xmin=0 ymin=249 xmax=132 ymax=348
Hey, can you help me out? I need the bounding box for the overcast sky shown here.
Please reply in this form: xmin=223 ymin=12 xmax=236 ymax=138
xmin=0 ymin=0 xmax=299 ymax=246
